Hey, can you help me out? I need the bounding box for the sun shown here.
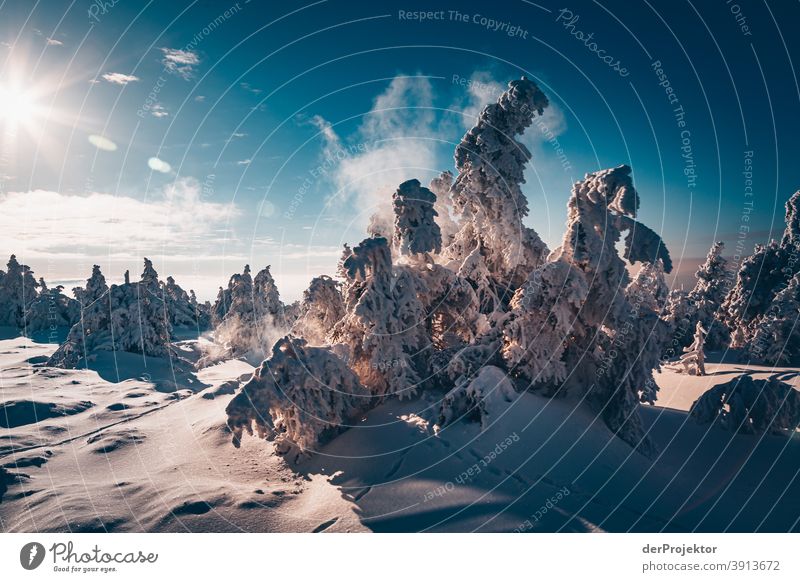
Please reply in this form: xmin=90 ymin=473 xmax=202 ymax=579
xmin=0 ymin=83 xmax=39 ymax=129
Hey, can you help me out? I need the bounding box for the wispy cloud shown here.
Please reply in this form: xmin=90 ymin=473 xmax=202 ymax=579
xmin=102 ymin=72 xmax=140 ymax=85
xmin=46 ymin=38 xmax=63 ymax=46
xmin=311 ymin=75 xmax=443 ymax=233
xmin=88 ymin=134 xmax=118 ymax=151
xmin=0 ymin=178 xmax=239 ymax=260
xmin=236 ymin=159 xmax=251 ymax=166
xmin=160 ymin=47 xmax=200 ymax=80
xmin=150 ymin=103 xmax=169 ymax=118
xmin=148 ymin=157 xmax=172 ymax=173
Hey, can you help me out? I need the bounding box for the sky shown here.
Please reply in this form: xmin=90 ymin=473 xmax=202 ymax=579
xmin=1 ymin=0 xmax=799 ymax=301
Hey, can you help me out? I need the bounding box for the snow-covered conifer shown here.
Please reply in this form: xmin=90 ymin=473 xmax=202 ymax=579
xmin=437 ymin=365 xmax=517 ymax=431
xmin=748 ymin=272 xmax=800 ymax=365
xmin=673 ymin=322 xmax=707 ymax=376
xmin=724 ymin=192 xmax=800 ymax=349
xmin=291 ymin=275 xmax=345 ymax=345
xmin=0 ymin=255 xmax=39 ymax=328
xmin=330 ymin=237 xmax=424 ymax=399
xmin=392 ymin=178 xmax=442 ymax=257
xmin=443 ymin=78 xmax=550 ymax=306
xmin=225 ymin=336 xmax=369 ymax=456
xmin=23 ymin=278 xmax=79 ymax=334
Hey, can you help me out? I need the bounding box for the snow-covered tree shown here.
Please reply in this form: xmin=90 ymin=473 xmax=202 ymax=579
xmin=330 ymin=237 xmax=425 ymax=399
xmin=393 ymin=178 xmax=442 ymax=257
xmin=225 ymin=336 xmax=369 ymax=456
xmin=206 ymin=264 xmax=289 ymax=364
xmin=0 ymin=255 xmax=39 ymax=328
xmin=508 ymin=165 xmax=673 ymax=454
xmin=673 ymin=322 xmax=707 ymax=376
xmin=428 ymin=170 xmax=459 ymax=247
xmin=502 ymin=260 xmax=588 ymax=385
xmin=48 ymin=260 xmax=173 ymax=368
xmin=667 ymin=242 xmax=730 ymax=353
xmin=163 ymin=275 xmax=209 ymax=329
xmin=723 ymin=192 xmax=800 ymax=350
xmin=23 ymin=278 xmax=80 ymax=334
xmin=627 ymin=260 xmax=669 ymax=315
xmin=748 ymin=272 xmax=800 ymax=365
xmin=443 ymin=77 xmax=550 ymax=310
xmin=690 ymin=374 xmax=800 ymax=434
xmin=291 ymin=275 xmax=345 ymax=345
xmin=437 ymin=365 xmax=517 ymax=431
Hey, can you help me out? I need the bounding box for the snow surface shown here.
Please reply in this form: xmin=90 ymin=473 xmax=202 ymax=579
xmin=2 ymin=335 xmax=798 ymax=532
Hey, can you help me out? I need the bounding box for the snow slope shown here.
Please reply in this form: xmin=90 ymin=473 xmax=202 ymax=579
xmin=1 ymin=335 xmax=798 ymax=532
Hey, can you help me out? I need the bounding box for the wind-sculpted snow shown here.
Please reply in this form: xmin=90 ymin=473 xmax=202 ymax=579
xmin=225 ymin=336 xmax=369 ymax=456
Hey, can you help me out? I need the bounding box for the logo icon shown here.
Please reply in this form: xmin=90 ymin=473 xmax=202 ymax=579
xmin=20 ymin=542 xmax=46 ymax=570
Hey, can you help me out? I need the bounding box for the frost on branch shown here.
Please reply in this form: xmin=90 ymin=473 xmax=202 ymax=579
xmin=393 ymin=179 xmax=442 ymax=257
xmin=443 ymin=77 xmax=550 ymax=309
xmin=330 ymin=237 xmax=425 ymax=399
xmin=23 ymin=278 xmax=80 ymax=334
xmin=723 ymin=191 xmax=800 ymax=353
xmin=690 ymin=374 xmax=800 ymax=434
xmin=48 ymin=260 xmax=174 ymax=368
xmin=291 ymin=275 xmax=345 ymax=346
xmin=748 ymin=272 xmax=800 ymax=365
xmin=437 ymin=365 xmax=517 ymax=431
xmin=0 ymin=255 xmax=39 ymax=328
xmin=225 ymin=336 xmax=369 ymax=456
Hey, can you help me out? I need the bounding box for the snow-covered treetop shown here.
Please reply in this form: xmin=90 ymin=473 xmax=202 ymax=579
xmin=780 ymin=190 xmax=800 ymax=248
xmin=393 ymin=178 xmax=442 ymax=257
xmin=341 ymin=236 xmax=393 ymax=282
xmin=446 ymin=77 xmax=550 ymax=285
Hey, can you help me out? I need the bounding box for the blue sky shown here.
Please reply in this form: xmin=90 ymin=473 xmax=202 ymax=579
xmin=1 ymin=0 xmax=799 ymax=300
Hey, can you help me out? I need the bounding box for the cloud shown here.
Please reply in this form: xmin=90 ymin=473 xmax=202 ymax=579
xmin=150 ymin=103 xmax=169 ymax=118
xmin=194 ymin=95 xmax=206 ymax=102
xmin=46 ymin=38 xmax=63 ymax=46
xmin=0 ymin=178 xmax=239 ymax=260
xmin=88 ymin=134 xmax=118 ymax=151
xmin=236 ymin=159 xmax=251 ymax=166
xmin=101 ymin=72 xmax=140 ymax=85
xmin=160 ymin=48 xmax=200 ymax=80
xmin=311 ymin=76 xmax=443 ymax=233
xmin=148 ymin=157 xmax=172 ymax=173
